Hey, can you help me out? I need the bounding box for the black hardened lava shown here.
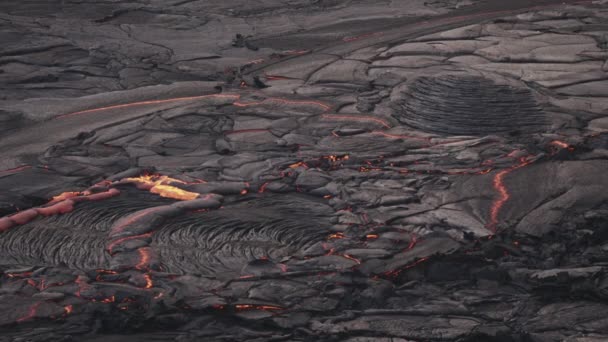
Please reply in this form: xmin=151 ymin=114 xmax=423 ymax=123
xmin=394 ymin=76 xmax=547 ymax=135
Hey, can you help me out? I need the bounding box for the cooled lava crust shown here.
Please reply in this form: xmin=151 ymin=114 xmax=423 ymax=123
xmin=1 ymin=0 xmax=608 ymax=341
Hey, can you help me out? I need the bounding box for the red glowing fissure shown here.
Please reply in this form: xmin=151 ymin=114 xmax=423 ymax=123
xmin=16 ymin=302 xmax=42 ymax=323
xmin=487 ymin=156 xmax=535 ymax=232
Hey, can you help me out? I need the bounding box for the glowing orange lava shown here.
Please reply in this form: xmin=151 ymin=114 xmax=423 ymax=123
xmin=125 ymin=175 xmax=199 ymax=201
xmin=550 ymin=140 xmax=574 ymax=151
xmin=136 ymin=248 xmax=152 ymax=270
xmin=328 ymin=232 xmax=345 ymax=239
xmin=64 ymin=305 xmax=73 ymax=315
xmin=487 ymin=156 xmax=535 ymax=232
xmin=51 ymin=191 xmax=82 ymax=202
xmin=342 ymin=254 xmax=361 ymax=265
xmin=143 ymin=273 xmax=153 ymax=289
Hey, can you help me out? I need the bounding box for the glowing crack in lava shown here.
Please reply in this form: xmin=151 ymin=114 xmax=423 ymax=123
xmin=487 ymin=156 xmax=535 ymax=232
xmin=124 ymin=174 xmax=200 ymax=201
xmin=56 ymin=94 xmax=241 ymax=119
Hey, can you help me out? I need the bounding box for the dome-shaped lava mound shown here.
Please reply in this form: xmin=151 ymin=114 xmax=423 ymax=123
xmin=394 ymin=75 xmax=547 ymax=136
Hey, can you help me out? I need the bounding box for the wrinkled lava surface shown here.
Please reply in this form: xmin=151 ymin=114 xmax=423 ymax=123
xmin=1 ymin=0 xmax=608 ymax=341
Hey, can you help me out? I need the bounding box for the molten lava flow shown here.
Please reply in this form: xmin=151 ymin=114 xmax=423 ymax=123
xmin=56 ymin=94 xmax=240 ymax=119
xmin=487 ymin=156 xmax=535 ymax=232
xmin=143 ymin=273 xmax=153 ymax=289
xmin=124 ymin=175 xmax=199 ymax=201
xmin=150 ymin=184 xmax=199 ymax=201
xmin=289 ymin=161 xmax=309 ymax=169
xmin=136 ymin=248 xmax=152 ymax=270
xmin=51 ymin=191 xmax=83 ymax=202
xmin=321 ymin=114 xmax=391 ymax=129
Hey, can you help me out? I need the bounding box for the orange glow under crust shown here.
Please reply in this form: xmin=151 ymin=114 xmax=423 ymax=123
xmin=550 ymin=140 xmax=574 ymax=151
xmin=150 ymin=184 xmax=199 ymax=200
xmin=64 ymin=305 xmax=73 ymax=315
xmin=321 ymin=114 xmax=391 ymax=128
xmin=235 ymin=304 xmax=284 ymax=311
xmin=136 ymin=248 xmax=152 ymax=270
xmin=328 ymin=232 xmax=345 ymax=240
xmin=289 ymin=161 xmax=309 ymax=169
xmin=342 ymin=254 xmax=361 ymax=265
xmin=16 ymin=302 xmax=42 ymax=323
xmin=487 ymin=156 xmax=535 ymax=232
xmin=101 ymin=296 xmax=116 ymax=304
xmin=143 ymin=273 xmax=153 ymax=289
xmin=51 ymin=191 xmax=82 ymax=202
xmin=56 ymin=94 xmax=241 ymax=119
xmin=125 ymin=175 xmax=200 ymax=201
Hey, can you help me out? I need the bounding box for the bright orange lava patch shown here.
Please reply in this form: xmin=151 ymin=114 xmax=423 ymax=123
xmin=125 ymin=175 xmax=199 ymax=201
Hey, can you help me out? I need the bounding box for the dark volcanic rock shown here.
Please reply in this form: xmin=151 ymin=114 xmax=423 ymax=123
xmin=0 ymin=0 xmax=607 ymax=341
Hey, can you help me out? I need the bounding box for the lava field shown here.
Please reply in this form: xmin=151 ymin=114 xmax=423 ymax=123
xmin=1 ymin=0 xmax=608 ymax=341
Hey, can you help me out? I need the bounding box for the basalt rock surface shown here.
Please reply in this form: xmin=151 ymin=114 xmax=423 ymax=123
xmin=1 ymin=0 xmax=608 ymax=341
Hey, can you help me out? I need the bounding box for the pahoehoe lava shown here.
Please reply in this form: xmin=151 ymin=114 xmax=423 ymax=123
xmin=395 ymin=75 xmax=547 ymax=135
xmin=0 ymin=0 xmax=607 ymax=340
